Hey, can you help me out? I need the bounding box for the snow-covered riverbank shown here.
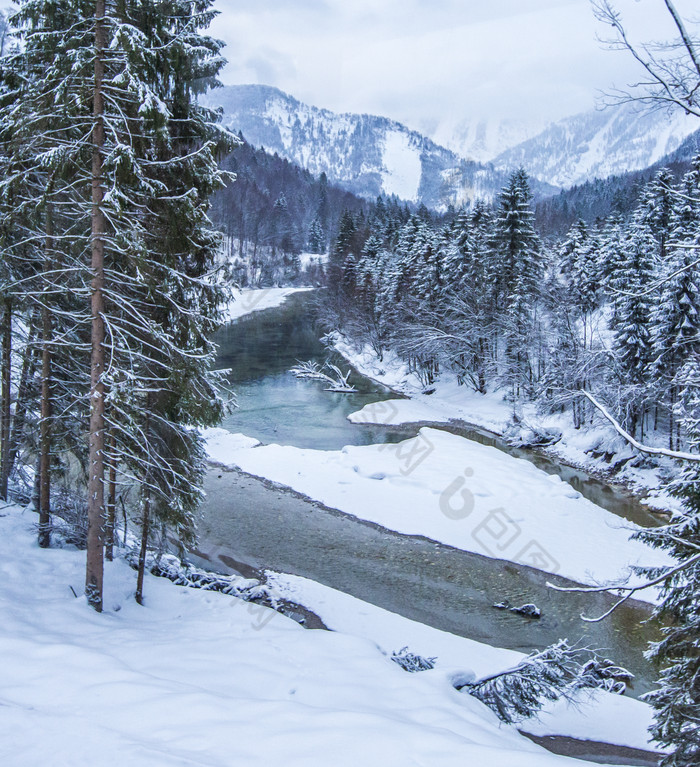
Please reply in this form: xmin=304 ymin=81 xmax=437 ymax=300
xmin=202 ymin=425 xmax=671 ymax=594
xmin=194 ymin=288 xmax=666 ymax=762
xmin=267 ymin=571 xmax=662 ymax=755
xmin=224 ymin=287 xmax=314 ymax=322
xmin=332 ymin=335 xmax=681 ymax=513
xmin=0 ymin=506 xmax=663 ymax=765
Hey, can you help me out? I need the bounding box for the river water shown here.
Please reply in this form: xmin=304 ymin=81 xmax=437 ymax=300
xmin=204 ymin=291 xmax=661 ymax=695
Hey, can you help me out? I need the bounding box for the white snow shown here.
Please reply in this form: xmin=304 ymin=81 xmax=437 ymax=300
xmin=298 ymin=252 xmax=328 ymax=269
xmin=205 ymin=426 xmax=670 ymax=593
xmin=202 ymin=427 xmax=261 ymax=462
xmin=267 ymin=572 xmax=662 ymax=754
xmin=0 ymin=505 xmax=632 ymax=767
xmin=430 ymin=115 xmax=549 ymax=163
xmin=224 ymin=287 xmax=314 ymax=322
xmin=381 ymin=130 xmax=422 ymax=202
xmin=334 ymin=334 xmax=681 ymax=513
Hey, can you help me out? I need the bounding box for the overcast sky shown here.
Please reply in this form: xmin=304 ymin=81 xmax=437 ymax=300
xmin=210 ymin=0 xmax=695 ymax=132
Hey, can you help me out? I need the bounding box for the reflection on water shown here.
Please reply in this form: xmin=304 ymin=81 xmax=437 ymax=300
xmin=214 ymin=292 xmax=410 ymax=450
xmin=210 ymin=291 xmax=662 ymax=696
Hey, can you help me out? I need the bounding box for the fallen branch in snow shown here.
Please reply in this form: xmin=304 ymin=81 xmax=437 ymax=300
xmin=457 ymin=640 xmax=631 ymax=724
xmin=124 ymin=548 xmax=279 ymax=607
xmin=580 ymin=390 xmax=700 ymax=462
xmin=289 ymin=360 xmax=357 ymax=393
xmin=391 ymin=647 xmax=436 ymax=672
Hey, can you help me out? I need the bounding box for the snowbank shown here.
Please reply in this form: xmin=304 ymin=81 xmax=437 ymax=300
xmin=224 ymin=287 xmax=314 ymax=322
xmin=267 ymin=571 xmax=661 ymax=754
xmin=1 ymin=505 xmax=616 ymax=767
xmin=206 ymin=426 xmax=670 ymax=592
xmin=202 ymin=427 xmax=261 ymax=463
xmin=335 ymin=335 xmax=680 ymax=510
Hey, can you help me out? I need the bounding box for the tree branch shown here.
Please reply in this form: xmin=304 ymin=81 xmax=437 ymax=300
xmin=581 ymin=389 xmax=700 ymax=461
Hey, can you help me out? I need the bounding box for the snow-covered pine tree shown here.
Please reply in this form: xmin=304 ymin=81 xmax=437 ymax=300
xmin=307 ymin=216 xmax=325 ymax=254
xmin=329 ymin=209 xmax=358 ymax=298
xmin=559 ymin=218 xmax=601 ymax=322
xmin=652 ymin=162 xmax=700 ymax=449
xmin=638 ymin=169 xmax=676 ymax=262
xmin=606 ymin=208 xmax=656 ymax=437
xmin=0 ymin=0 xmax=92 ymax=533
xmin=5 ymin=0 xmax=232 ymax=609
xmin=635 ymin=357 xmax=700 ymax=767
xmin=490 ymin=169 xmax=543 ymax=401
xmin=91 ymin=0 xmax=233 ymax=605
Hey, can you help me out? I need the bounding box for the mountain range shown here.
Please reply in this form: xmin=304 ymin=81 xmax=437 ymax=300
xmin=204 ymin=85 xmax=557 ymax=210
xmin=490 ymin=103 xmax=698 ymax=189
xmin=205 ymin=84 xmax=699 ymax=210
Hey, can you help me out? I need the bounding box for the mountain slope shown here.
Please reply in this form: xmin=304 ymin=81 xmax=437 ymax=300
xmin=535 ymin=126 xmax=700 ymax=236
xmin=205 ymin=85 xmax=558 ymax=209
xmin=493 ymin=103 xmax=698 ymax=188
xmin=429 ymin=115 xmax=549 ymax=164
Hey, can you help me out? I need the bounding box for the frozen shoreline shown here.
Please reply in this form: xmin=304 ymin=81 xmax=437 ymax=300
xmin=333 ymin=334 xmax=681 ymax=514
xmin=223 ymin=286 xmax=315 ymax=322
xmin=202 ymin=425 xmax=671 ymax=596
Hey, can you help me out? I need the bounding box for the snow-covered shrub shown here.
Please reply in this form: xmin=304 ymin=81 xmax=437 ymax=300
xmin=125 ymin=549 xmax=279 ymax=608
xmin=391 ymin=646 xmax=437 ymax=673
xmin=44 ymin=487 xmax=89 ymax=548
xmin=456 ymin=640 xmax=631 ymax=724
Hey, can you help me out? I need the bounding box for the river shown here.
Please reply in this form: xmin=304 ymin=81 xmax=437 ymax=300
xmin=201 ymin=290 xmax=661 ymax=696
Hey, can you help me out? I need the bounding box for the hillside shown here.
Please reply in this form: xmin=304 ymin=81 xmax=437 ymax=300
xmin=494 ymin=103 xmax=698 ymax=189
xmin=204 ymin=85 xmax=558 ymax=210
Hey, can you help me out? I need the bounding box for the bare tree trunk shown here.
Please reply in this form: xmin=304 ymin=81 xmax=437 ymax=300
xmin=85 ymin=0 xmax=107 ymax=611
xmin=38 ymin=210 xmax=54 ymax=548
xmin=0 ymin=299 xmax=12 ymax=499
xmin=38 ymin=304 xmax=52 ymax=548
xmin=105 ymin=429 xmax=116 ymax=561
xmin=669 ymin=386 xmax=675 ymax=451
xmin=7 ymin=315 xmax=38 ymax=479
xmin=135 ymin=491 xmax=151 ymax=606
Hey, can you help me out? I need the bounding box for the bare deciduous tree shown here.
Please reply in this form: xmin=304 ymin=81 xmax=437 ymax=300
xmin=592 ymin=0 xmax=700 ymax=117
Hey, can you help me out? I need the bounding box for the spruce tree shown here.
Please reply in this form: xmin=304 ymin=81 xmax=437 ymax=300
xmin=4 ymin=0 xmax=232 ymax=609
xmin=609 ymin=216 xmax=656 ymax=437
xmin=637 ymin=359 xmax=700 ymax=767
xmin=491 ymin=169 xmax=543 ymax=399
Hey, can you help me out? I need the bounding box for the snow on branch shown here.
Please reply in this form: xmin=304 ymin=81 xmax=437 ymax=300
xmin=580 ymin=390 xmax=700 ymax=461
xmin=457 ymin=640 xmax=632 ymax=724
xmin=289 ymin=360 xmax=357 ymax=393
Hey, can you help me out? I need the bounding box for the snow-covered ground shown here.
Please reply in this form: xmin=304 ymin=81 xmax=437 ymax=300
xmin=224 ymin=287 xmax=314 ymax=322
xmin=267 ymin=572 xmax=662 ymax=754
xmin=204 ymin=427 xmax=261 ymax=461
xmin=333 ymin=335 xmax=680 ymax=513
xmin=1 ymin=505 xmax=654 ymax=766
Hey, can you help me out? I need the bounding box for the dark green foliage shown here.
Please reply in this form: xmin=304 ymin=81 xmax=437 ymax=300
xmin=459 ymin=640 xmax=630 ymax=725
xmin=636 ymin=370 xmax=700 ymax=767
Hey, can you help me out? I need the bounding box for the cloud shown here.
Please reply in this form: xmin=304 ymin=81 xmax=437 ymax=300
xmin=242 ymin=50 xmax=298 ymax=86
xmin=211 ymin=0 xmax=691 ymax=130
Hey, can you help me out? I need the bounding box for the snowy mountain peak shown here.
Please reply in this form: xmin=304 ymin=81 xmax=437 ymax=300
xmin=205 ymin=85 xmax=558 ymax=209
xmin=206 ymin=85 xmax=696 ymax=204
xmin=491 ymin=103 xmax=699 ymax=188
xmin=428 ymin=115 xmax=550 ymax=164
